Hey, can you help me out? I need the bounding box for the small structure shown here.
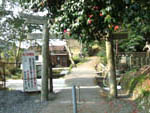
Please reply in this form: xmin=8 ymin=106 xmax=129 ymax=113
xmin=28 ymin=45 xmax=70 ymax=67
xmin=50 ymin=46 xmax=70 ymax=67
xmin=28 ymin=44 xmax=70 ymax=77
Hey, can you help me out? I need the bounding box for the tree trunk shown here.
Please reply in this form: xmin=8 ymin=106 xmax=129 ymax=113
xmin=41 ymin=23 xmax=49 ymax=102
xmin=15 ymin=40 xmax=22 ymax=68
xmin=105 ymin=37 xmax=117 ymax=98
xmin=79 ymin=38 xmax=84 ymax=57
xmin=65 ymin=40 xmax=76 ymax=66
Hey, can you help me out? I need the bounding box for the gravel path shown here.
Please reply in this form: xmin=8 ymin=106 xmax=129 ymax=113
xmin=0 ymin=90 xmax=45 ymax=113
xmin=40 ymin=57 xmax=143 ymax=113
xmin=0 ymin=57 xmax=144 ymax=113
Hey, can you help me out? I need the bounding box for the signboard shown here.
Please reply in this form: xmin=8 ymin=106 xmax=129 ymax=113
xmin=112 ymin=32 xmax=128 ymax=40
xmin=22 ymin=51 xmax=37 ymax=92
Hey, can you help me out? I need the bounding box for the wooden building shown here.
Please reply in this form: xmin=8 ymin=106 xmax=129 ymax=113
xmin=28 ymin=45 xmax=70 ymax=68
xmin=49 ymin=46 xmax=70 ymax=67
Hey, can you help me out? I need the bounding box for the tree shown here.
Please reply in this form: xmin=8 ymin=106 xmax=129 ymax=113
xmin=50 ymin=0 xmax=129 ymax=98
xmin=119 ymin=0 xmax=150 ymax=52
xmin=0 ymin=1 xmax=27 ymax=67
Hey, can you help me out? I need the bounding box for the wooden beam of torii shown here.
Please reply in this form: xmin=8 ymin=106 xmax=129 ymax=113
xmin=27 ymin=33 xmax=59 ymax=40
xmin=20 ymin=13 xmax=51 ymax=102
xmin=20 ymin=13 xmax=48 ymax=24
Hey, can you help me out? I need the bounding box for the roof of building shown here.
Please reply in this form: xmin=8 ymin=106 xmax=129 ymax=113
xmin=28 ymin=45 xmax=68 ymax=55
xmin=49 ymin=46 xmax=66 ymax=51
xmin=50 ymin=46 xmax=68 ymax=55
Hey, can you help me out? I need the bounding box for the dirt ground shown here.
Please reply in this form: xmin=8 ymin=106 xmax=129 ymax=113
xmin=41 ymin=56 xmax=143 ymax=113
xmin=0 ymin=56 xmax=144 ymax=113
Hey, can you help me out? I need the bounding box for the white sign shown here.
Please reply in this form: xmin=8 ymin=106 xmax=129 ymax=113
xmin=22 ymin=51 xmax=37 ymax=92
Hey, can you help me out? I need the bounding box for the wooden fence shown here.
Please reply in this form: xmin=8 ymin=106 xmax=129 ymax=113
xmin=115 ymin=52 xmax=150 ymax=70
xmin=0 ymin=62 xmax=6 ymax=88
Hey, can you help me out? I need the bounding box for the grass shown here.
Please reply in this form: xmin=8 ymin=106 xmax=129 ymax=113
xmin=120 ymin=69 xmax=136 ymax=91
xmin=129 ymin=74 xmax=146 ymax=94
xmin=73 ymin=56 xmax=88 ymax=65
xmin=120 ymin=67 xmax=150 ymax=112
xmin=121 ymin=69 xmax=148 ymax=95
xmin=136 ymin=91 xmax=150 ymax=112
xmin=52 ymin=69 xmax=66 ymax=78
xmin=96 ymin=48 xmax=107 ymax=65
xmin=6 ymin=72 xmax=22 ymax=80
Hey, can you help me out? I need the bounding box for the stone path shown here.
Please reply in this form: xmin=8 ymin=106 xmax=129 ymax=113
xmin=41 ymin=57 xmax=143 ymax=113
xmin=64 ymin=57 xmax=98 ymax=86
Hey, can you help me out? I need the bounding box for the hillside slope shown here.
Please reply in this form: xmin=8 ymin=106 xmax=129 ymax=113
xmin=121 ymin=65 xmax=150 ymax=112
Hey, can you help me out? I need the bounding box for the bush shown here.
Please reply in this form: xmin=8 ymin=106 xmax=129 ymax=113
xmin=73 ymin=56 xmax=88 ymax=65
xmin=120 ymin=67 xmax=150 ymax=100
xmin=136 ymin=91 xmax=150 ymax=112
xmin=96 ymin=49 xmax=107 ymax=65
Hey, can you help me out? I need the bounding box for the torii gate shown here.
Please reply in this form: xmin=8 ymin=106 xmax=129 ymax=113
xmin=20 ymin=13 xmax=52 ymax=101
xmin=1 ymin=0 xmax=51 ymax=101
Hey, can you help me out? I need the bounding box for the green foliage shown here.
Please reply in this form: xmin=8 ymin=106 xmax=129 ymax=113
xmin=68 ymin=64 xmax=73 ymax=73
xmin=51 ymin=0 xmax=127 ymax=45
xmin=96 ymin=41 xmax=107 ymax=64
xmin=73 ymin=56 xmax=88 ymax=65
xmin=141 ymin=90 xmax=150 ymax=97
xmin=11 ymin=71 xmax=22 ymax=80
xmin=129 ymin=74 xmax=146 ymax=94
xmin=120 ymin=1 xmax=150 ymax=52
xmin=19 ymin=0 xmax=150 ymax=53
xmin=52 ymin=69 xmax=66 ymax=78
xmin=10 ymin=68 xmax=21 ymax=75
xmin=96 ymin=42 xmax=105 ymax=55
xmin=5 ymin=68 xmax=22 ymax=80
xmin=121 ymin=68 xmax=150 ymax=97
xmin=119 ymin=32 xmax=145 ymax=52
xmin=136 ymin=90 xmax=150 ymax=112
xmin=49 ymin=0 xmax=150 ymax=54
xmin=120 ymin=69 xmax=136 ymax=90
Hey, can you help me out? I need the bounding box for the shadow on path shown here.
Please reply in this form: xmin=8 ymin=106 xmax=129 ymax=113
xmin=41 ymin=57 xmax=143 ymax=113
